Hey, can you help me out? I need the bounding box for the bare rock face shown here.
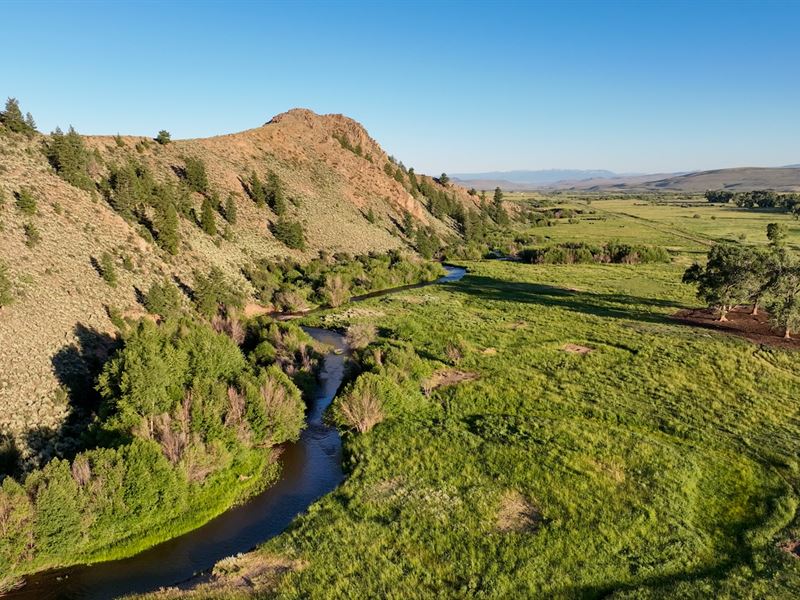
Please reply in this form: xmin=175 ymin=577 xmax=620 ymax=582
xmin=0 ymin=108 xmax=479 ymax=461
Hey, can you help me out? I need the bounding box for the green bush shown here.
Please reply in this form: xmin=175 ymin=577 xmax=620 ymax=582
xmin=23 ymin=222 xmax=40 ymax=247
xmin=99 ymin=252 xmax=118 ymax=287
xmin=0 ymin=260 xmax=13 ymax=307
xmin=15 ymin=188 xmax=37 ymax=215
xmin=271 ymin=217 xmax=306 ymax=250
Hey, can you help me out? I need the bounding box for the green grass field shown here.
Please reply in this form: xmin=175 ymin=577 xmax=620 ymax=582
xmin=145 ymin=201 xmax=800 ymax=599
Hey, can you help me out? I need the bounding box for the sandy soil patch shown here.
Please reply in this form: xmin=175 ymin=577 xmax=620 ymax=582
xmin=562 ymin=343 xmax=593 ymax=355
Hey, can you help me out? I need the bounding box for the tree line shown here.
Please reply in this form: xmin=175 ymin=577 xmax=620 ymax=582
xmin=705 ymin=189 xmax=800 ymax=215
xmin=683 ymin=223 xmax=800 ymax=338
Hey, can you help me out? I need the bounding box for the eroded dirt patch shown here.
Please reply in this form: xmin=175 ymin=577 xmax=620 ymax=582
xmin=496 ymin=490 xmax=543 ymax=533
xmin=424 ymin=369 xmax=479 ymax=392
xmin=673 ymin=307 xmax=800 ymax=350
xmin=562 ymin=343 xmax=593 ymax=355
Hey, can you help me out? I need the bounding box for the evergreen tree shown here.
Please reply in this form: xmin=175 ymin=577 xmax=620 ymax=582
xmin=1 ymin=98 xmax=34 ymax=134
xmin=266 ymin=171 xmax=287 ymax=215
xmin=365 ymin=207 xmax=377 ymax=224
xmin=99 ymin=252 xmax=118 ymax=287
xmin=223 ymin=194 xmax=238 ymax=224
xmin=144 ymin=278 xmax=183 ymax=318
xmin=246 ymin=171 xmax=267 ymax=207
xmin=155 ymin=130 xmax=171 ymax=145
xmin=200 ymin=197 xmax=217 ymax=235
xmin=492 ymin=186 xmax=509 ymax=225
xmin=401 ymin=211 xmax=415 ymax=236
xmin=155 ymin=202 xmax=180 ymax=254
xmin=46 ymin=126 xmax=93 ymax=190
xmin=183 ymin=156 xmax=208 ymax=193
xmin=439 ymin=173 xmax=450 ymax=185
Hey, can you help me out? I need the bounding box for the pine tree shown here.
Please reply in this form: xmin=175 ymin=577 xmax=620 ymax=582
xmin=155 ymin=130 xmax=171 ymax=145
xmin=46 ymin=126 xmax=93 ymax=190
xmin=1 ymin=98 xmax=33 ymax=134
xmin=222 ymin=194 xmax=238 ymax=225
xmin=246 ymin=171 xmax=267 ymax=207
xmin=99 ymin=252 xmax=118 ymax=287
xmin=267 ymin=171 xmax=287 ymax=215
xmin=200 ymin=197 xmax=217 ymax=235
xmin=183 ymin=156 xmax=208 ymax=193
xmin=155 ymin=202 xmax=180 ymax=254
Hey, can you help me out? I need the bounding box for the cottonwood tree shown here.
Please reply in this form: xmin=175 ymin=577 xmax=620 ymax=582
xmin=764 ymin=263 xmax=800 ymax=338
xmin=682 ymin=243 xmax=762 ymax=321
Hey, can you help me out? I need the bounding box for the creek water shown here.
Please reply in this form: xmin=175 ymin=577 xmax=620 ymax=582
xmin=7 ymin=266 xmax=466 ymax=600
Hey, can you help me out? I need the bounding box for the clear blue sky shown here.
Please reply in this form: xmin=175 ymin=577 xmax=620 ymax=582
xmin=3 ymin=0 xmax=799 ymax=174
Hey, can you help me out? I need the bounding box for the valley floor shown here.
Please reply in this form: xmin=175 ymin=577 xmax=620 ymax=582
xmin=141 ymin=255 xmax=800 ymax=599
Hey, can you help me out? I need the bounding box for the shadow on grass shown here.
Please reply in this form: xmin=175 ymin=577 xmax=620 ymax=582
xmin=447 ymin=274 xmax=688 ymax=326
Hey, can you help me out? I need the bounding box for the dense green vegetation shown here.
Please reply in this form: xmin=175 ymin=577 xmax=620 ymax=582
xmin=0 ymin=316 xmax=318 ymax=587
xmin=135 ymin=197 xmax=800 ymax=599
xmin=706 ymin=189 xmax=800 ymax=214
xmin=237 ymin=254 xmax=800 ymax=598
xmin=518 ymin=240 xmax=671 ymax=265
xmin=241 ymin=251 xmax=445 ymax=312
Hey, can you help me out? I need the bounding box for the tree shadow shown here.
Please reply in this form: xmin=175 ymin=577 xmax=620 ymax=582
xmin=449 ymin=274 xmax=688 ymax=326
xmin=36 ymin=323 xmax=122 ymax=464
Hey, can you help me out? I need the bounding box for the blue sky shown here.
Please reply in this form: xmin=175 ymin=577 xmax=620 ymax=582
xmin=2 ymin=0 xmax=798 ymax=174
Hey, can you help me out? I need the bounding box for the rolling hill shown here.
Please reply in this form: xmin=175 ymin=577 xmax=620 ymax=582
xmin=0 ymin=108 xmax=477 ymax=463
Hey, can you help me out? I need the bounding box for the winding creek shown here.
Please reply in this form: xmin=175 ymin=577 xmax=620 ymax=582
xmin=8 ymin=266 xmax=467 ymax=600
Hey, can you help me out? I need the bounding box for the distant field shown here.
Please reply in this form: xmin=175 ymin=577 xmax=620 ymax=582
xmin=511 ymin=196 xmax=800 ymax=256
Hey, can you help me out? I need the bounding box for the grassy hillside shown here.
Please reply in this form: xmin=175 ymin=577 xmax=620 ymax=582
xmin=0 ymin=108 xmax=476 ymax=465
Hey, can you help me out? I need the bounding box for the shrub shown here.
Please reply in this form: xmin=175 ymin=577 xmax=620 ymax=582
xmin=15 ymin=188 xmax=37 ymax=215
xmin=335 ymin=379 xmax=384 ymax=433
xmin=99 ymin=252 xmax=118 ymax=287
xmin=155 ymin=130 xmax=171 ymax=145
xmin=345 ymin=323 xmax=377 ymax=350
xmin=23 ymin=222 xmax=40 ymax=247
xmin=144 ymin=278 xmax=183 ymax=318
xmin=271 ymin=218 xmax=305 ymax=250
xmin=0 ymin=261 xmax=13 ymax=308
xmin=45 ymin=126 xmax=93 ymax=190
xmin=182 ymin=156 xmax=208 ymax=193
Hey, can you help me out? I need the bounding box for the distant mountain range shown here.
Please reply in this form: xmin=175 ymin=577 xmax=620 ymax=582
xmin=452 ymin=166 xmax=800 ymax=193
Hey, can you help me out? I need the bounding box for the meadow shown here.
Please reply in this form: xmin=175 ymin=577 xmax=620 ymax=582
xmin=155 ymin=198 xmax=800 ymax=599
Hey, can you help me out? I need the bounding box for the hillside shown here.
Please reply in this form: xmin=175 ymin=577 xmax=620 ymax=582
xmin=0 ymin=108 xmax=477 ymax=464
xmin=548 ymin=166 xmax=800 ymax=192
xmin=453 ymin=169 xmax=619 ymax=190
